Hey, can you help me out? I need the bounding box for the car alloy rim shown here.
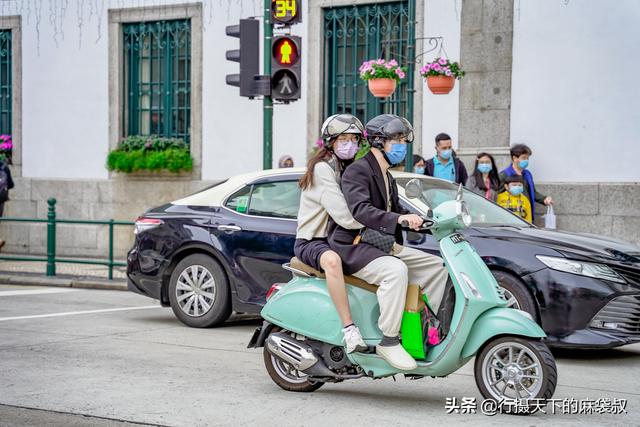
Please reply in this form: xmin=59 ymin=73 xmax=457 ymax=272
xmin=481 ymin=342 xmax=543 ymax=401
xmin=175 ymin=265 xmax=216 ymax=317
xmin=501 ymin=288 xmax=521 ymax=309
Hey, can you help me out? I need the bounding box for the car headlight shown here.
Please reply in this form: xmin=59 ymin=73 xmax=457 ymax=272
xmin=536 ymin=255 xmax=626 ymax=284
xmin=456 ymin=201 xmax=472 ymax=227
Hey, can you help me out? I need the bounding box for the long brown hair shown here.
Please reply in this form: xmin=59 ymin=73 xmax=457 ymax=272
xmin=299 ymin=147 xmax=333 ymax=190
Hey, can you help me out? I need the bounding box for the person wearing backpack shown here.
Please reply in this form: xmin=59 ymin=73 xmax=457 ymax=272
xmin=0 ymin=159 xmax=14 ymax=250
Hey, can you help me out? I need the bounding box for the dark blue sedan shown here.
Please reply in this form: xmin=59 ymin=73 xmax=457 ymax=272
xmin=127 ymin=168 xmax=640 ymax=349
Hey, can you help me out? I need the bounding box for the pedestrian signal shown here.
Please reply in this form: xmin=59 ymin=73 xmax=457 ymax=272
xmin=271 ymin=0 xmax=301 ymax=25
xmin=271 ymin=35 xmax=301 ymax=101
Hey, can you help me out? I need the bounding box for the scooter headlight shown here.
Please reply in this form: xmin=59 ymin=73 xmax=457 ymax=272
xmin=456 ymin=201 xmax=472 ymax=228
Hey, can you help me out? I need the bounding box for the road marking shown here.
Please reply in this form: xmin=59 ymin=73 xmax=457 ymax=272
xmin=0 ymin=288 xmax=81 ymax=297
xmin=0 ymin=305 xmax=161 ymax=322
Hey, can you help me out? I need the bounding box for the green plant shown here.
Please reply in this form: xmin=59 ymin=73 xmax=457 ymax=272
xmin=107 ymin=135 xmax=193 ymax=173
xmin=359 ymin=59 xmax=406 ymax=82
xmin=420 ymin=57 xmax=465 ymax=79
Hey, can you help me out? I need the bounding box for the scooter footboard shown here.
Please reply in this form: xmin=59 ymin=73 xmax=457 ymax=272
xmin=460 ymin=307 xmax=546 ymax=359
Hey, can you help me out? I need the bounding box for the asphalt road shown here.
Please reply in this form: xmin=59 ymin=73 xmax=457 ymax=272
xmin=0 ymin=285 xmax=638 ymax=426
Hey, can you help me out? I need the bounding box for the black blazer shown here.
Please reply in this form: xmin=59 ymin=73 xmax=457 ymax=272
xmin=328 ymin=151 xmax=409 ymax=275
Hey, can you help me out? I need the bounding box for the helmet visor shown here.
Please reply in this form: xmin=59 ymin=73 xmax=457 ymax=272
xmin=324 ymin=114 xmax=364 ymax=137
xmin=381 ymin=117 xmax=414 ymax=143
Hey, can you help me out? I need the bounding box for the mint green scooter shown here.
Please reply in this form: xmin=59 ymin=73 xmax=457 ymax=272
xmin=249 ymin=180 xmax=557 ymax=406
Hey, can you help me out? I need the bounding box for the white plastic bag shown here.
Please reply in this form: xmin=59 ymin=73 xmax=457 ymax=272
xmin=544 ymin=205 xmax=556 ymax=229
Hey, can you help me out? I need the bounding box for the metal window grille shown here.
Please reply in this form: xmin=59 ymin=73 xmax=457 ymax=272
xmin=123 ymin=20 xmax=191 ymax=143
xmin=323 ymin=2 xmax=415 ymax=123
xmin=0 ymin=30 xmax=12 ymax=135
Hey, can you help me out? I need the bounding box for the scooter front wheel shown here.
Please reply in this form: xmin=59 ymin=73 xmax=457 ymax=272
xmin=475 ymin=336 xmax=557 ymax=413
xmin=263 ymin=329 xmax=324 ymax=393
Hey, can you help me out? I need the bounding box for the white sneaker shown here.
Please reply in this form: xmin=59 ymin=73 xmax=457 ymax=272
xmin=342 ymin=326 xmax=367 ymax=353
xmin=376 ymin=344 xmax=418 ymax=370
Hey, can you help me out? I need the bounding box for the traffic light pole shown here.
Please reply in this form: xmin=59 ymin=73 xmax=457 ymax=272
xmin=263 ymin=0 xmax=273 ymax=170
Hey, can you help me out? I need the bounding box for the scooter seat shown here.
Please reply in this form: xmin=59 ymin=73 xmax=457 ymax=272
xmin=289 ymin=257 xmax=377 ymax=293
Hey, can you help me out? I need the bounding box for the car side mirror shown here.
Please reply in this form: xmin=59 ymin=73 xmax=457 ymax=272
xmin=405 ymin=179 xmax=424 ymax=199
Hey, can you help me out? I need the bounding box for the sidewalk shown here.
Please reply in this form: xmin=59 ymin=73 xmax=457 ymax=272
xmin=0 ymin=254 xmax=128 ymax=290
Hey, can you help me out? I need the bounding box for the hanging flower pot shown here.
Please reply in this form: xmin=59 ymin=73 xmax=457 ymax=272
xmin=420 ymin=57 xmax=465 ymax=95
xmin=359 ymin=58 xmax=406 ymax=98
xmin=426 ymin=75 xmax=456 ymax=94
xmin=368 ymin=78 xmax=397 ymax=98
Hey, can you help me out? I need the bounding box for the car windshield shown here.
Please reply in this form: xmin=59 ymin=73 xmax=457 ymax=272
xmin=395 ymin=177 xmax=531 ymax=228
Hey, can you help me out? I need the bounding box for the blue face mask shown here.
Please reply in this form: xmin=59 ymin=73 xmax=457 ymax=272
xmin=509 ymin=185 xmax=524 ymax=196
xmin=439 ymin=149 xmax=452 ymax=160
xmin=385 ymin=143 xmax=407 ymax=165
xmin=477 ymin=164 xmax=492 ymax=174
xmin=414 ymin=166 xmax=425 ymax=175
xmin=518 ymin=159 xmax=529 ymax=169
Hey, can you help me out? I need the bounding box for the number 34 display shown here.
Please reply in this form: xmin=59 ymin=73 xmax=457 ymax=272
xmin=271 ymin=0 xmax=301 ymax=25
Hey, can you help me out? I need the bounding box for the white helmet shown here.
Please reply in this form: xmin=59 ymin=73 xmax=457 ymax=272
xmin=320 ymin=114 xmax=364 ymax=148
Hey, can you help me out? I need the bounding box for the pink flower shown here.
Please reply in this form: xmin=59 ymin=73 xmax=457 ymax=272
xmin=398 ymin=71 xmax=406 ymax=79
xmin=376 ymin=58 xmax=385 ymax=65
xmin=388 ymin=59 xmax=398 ymax=67
xmin=445 ymin=70 xmax=452 ymax=76
xmin=433 ymin=63 xmax=442 ymax=72
xmin=315 ymin=138 xmax=324 ymax=148
xmin=438 ymin=57 xmax=447 ymax=65
xmin=385 ymin=63 xmax=394 ymax=69
xmin=369 ymin=69 xmax=376 ymax=75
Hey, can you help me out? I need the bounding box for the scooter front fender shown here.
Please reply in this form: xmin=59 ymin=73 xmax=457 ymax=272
xmin=461 ymin=307 xmax=546 ymax=359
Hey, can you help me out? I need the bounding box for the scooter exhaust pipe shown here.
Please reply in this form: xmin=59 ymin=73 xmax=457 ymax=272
xmin=266 ymin=332 xmax=320 ymax=371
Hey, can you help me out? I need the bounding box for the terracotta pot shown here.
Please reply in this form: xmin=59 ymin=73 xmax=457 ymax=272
xmin=367 ymin=78 xmax=397 ymax=98
xmin=426 ymin=75 xmax=456 ymax=94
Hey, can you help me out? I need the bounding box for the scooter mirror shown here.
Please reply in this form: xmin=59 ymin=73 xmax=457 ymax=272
xmin=405 ymin=179 xmax=424 ymax=199
xmin=456 ymin=183 xmax=464 ymax=202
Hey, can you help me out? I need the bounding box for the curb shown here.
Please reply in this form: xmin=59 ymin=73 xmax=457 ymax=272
xmin=0 ymin=273 xmax=128 ymax=291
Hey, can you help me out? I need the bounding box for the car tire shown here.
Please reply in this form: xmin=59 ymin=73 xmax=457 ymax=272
xmin=168 ymin=253 xmax=231 ymax=328
xmin=492 ymin=270 xmax=538 ymax=322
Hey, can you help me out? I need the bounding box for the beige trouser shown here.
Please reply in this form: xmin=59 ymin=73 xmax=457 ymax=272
xmin=352 ymin=246 xmax=448 ymax=337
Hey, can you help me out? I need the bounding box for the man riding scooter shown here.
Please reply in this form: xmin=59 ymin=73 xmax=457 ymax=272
xmin=328 ymin=114 xmax=448 ymax=371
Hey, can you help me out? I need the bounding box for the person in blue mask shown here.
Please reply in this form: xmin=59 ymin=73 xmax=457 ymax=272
xmin=466 ymin=152 xmax=500 ymax=201
xmin=424 ymin=132 xmax=468 ymax=185
xmin=412 ymin=155 xmax=426 ymax=175
xmin=499 ymin=144 xmax=553 ymax=221
xmin=328 ymin=114 xmax=448 ymax=371
xmin=497 ymin=175 xmax=532 ymax=223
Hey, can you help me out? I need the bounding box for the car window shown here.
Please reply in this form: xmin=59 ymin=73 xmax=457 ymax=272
xmin=248 ymin=181 xmax=301 ymax=219
xmin=396 ymin=177 xmax=531 ymax=227
xmin=225 ymin=186 xmax=252 ymax=213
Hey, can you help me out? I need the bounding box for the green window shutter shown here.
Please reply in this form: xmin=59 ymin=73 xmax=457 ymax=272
xmin=0 ymin=30 xmax=12 ymax=135
xmin=323 ymin=2 xmax=415 ymax=123
xmin=123 ymin=20 xmax=191 ymax=144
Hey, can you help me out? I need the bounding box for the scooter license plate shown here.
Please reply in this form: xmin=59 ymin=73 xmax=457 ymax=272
xmin=451 ymin=233 xmax=466 ymax=244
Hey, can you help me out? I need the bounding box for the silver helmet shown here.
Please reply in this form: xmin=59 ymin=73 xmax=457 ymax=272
xmin=320 ymin=114 xmax=364 ymax=148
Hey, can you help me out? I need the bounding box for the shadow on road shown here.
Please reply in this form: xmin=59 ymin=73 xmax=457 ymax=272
xmin=551 ymin=346 xmax=640 ymax=361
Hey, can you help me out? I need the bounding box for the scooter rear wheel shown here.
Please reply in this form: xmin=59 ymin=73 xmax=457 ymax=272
xmin=474 ymin=336 xmax=557 ymax=414
xmin=263 ymin=329 xmax=324 ymax=393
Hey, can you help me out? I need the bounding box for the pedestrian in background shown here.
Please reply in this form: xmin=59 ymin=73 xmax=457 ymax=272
xmin=0 ymin=158 xmax=14 ymax=250
xmin=466 ymin=152 xmax=500 ymax=201
xmin=424 ymin=133 xmax=468 ymax=185
xmin=497 ymin=175 xmax=532 ymax=223
xmin=499 ymin=144 xmax=553 ymax=221
xmin=413 ymin=155 xmax=425 ymax=174
xmin=278 ymin=155 xmax=294 ymax=168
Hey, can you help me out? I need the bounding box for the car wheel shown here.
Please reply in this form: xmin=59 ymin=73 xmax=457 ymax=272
xmin=168 ymin=253 xmax=231 ymax=328
xmin=492 ymin=271 xmax=538 ymax=321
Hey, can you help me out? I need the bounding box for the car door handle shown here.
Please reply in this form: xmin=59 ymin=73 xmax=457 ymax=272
xmin=217 ymin=225 xmax=242 ymax=233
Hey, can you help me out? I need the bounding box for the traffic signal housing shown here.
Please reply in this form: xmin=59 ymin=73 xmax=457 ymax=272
xmin=271 ymin=35 xmax=301 ymax=101
xmin=225 ymin=19 xmax=259 ymax=97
